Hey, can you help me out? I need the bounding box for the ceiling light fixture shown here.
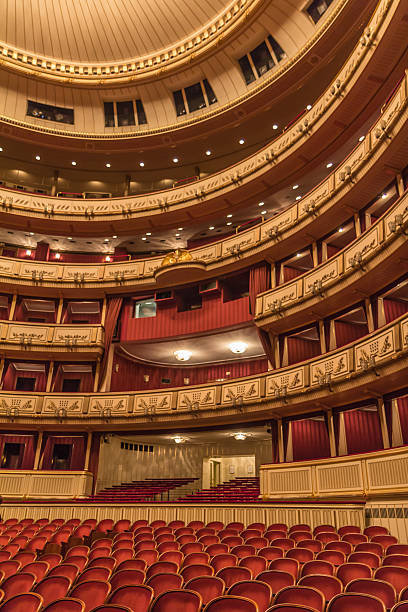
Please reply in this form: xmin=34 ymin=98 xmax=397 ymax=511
xmin=326 ymin=162 xmax=333 ymax=168
xmin=178 ymin=227 xmax=183 ymax=231
xmin=234 ymin=432 xmax=247 ymax=441
xmin=174 ymin=349 xmax=192 ymax=361
xmin=258 ymin=202 xmax=265 ymax=207
xmin=205 ymin=150 xmax=212 ymax=156
xmin=229 ymin=341 xmax=248 ymax=354
xmin=272 ymin=124 xmax=278 ymax=130
xmin=175 ymin=233 xmax=180 ymax=237
xmin=381 ymin=193 xmax=388 ymax=199
xmin=239 ymin=138 xmax=245 ymax=145
xmin=295 ymin=196 xmax=301 ymax=201
xmin=0 ymin=147 xmax=3 ymax=152
xmin=359 ymin=135 xmax=365 ymax=142
xmin=292 ymin=184 xmax=299 ymax=190
xmin=338 ymin=227 xmax=344 ymax=233
xmin=296 ymin=253 xmax=302 ymax=258
xmin=104 ymin=238 xmax=109 ymax=242
xmin=35 ymin=155 xmax=41 ymax=161
xmin=173 ymin=436 xmax=184 ymax=444
xmin=55 ymin=253 xmax=61 ymax=259
xmin=146 ymin=232 xmax=152 ymax=236
xmin=227 ymin=214 xmax=232 ymax=218
xmin=106 ymin=163 xmax=111 ymax=168
xmin=227 ymin=222 xmax=232 ymax=226
xmin=173 ymin=157 xmax=179 ymax=163
xmin=68 ymin=237 xmax=73 ymax=240
xmin=261 ymin=210 xmax=267 ymax=215
xmin=139 ymin=161 xmax=145 ymax=167
xmin=141 ymin=237 xmax=147 ymax=241
xmin=71 ymin=161 xmax=77 ymax=166
xmin=306 ymin=104 xmax=312 ymax=110
xmin=209 ymin=226 xmax=215 ymax=230
xmin=112 ymin=235 xmax=118 ymax=238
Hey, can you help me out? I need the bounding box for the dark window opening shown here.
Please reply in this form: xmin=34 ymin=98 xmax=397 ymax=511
xmin=176 ymin=286 xmax=202 ymax=312
xmin=27 ymin=317 xmax=46 ymax=323
xmin=307 ymin=0 xmax=334 ymax=23
xmin=223 ymin=271 xmax=250 ymax=302
xmin=104 ymin=102 xmax=115 ymax=127
xmin=117 ymin=101 xmax=135 ymax=126
xmin=62 ymin=379 xmax=81 ymax=393
xmin=136 ymin=99 xmax=147 ymax=125
xmin=27 ymin=100 xmax=74 ymax=124
xmin=203 ymin=79 xmax=217 ymax=105
xmin=267 ymin=35 xmax=286 ymax=61
xmin=1 ymin=443 xmax=23 ymax=469
xmin=185 ymin=82 xmax=206 ymax=113
xmin=71 ymin=319 xmax=89 ymax=324
xmin=173 ymin=90 xmax=187 ymax=117
xmin=239 ymin=55 xmax=256 ymax=85
xmin=134 ymin=300 xmax=157 ymax=319
xmin=51 ymin=444 xmax=71 ymax=470
xmin=16 ymin=377 xmax=36 ymax=391
xmin=250 ymin=42 xmax=275 ymax=77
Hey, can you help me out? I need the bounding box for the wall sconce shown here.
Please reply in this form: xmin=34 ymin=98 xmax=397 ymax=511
xmin=143 ymin=374 xmax=149 ymax=382
xmin=115 ymin=363 xmax=119 ymax=373
xmin=184 ymin=377 xmax=190 ymax=385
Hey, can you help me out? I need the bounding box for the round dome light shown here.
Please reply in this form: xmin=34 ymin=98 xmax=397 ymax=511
xmin=234 ymin=432 xmax=247 ymax=441
xmin=173 ymin=436 xmax=184 ymax=444
xmin=174 ymin=349 xmax=192 ymax=361
xmin=229 ymin=341 xmax=248 ymax=354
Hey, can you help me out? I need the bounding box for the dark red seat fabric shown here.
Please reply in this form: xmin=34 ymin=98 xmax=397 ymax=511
xmin=345 ymin=578 xmax=396 ymax=609
xmin=286 ymin=549 xmax=314 ymax=565
xmin=274 ymin=585 xmax=325 ymax=612
xmin=211 ymin=554 xmax=238 ymax=573
xmin=0 ymin=593 xmax=43 ymax=612
xmin=301 ymin=560 xmax=334 ymax=577
xmin=326 ymin=592 xmax=386 ymax=612
xmin=298 ymin=574 xmax=343 ymax=602
xmin=185 ymin=576 xmax=225 ymax=606
xmin=87 ymin=557 xmax=117 ymax=571
xmin=77 ymin=566 xmax=112 ymax=584
xmin=337 ymin=563 xmax=372 ymax=586
xmin=316 ymin=550 xmax=345 ymax=567
xmin=150 ymin=589 xmax=202 ymax=612
xmin=239 ymin=555 xmax=267 ymax=577
xmin=146 ymin=572 xmax=183 ymax=596
xmin=69 ymin=580 xmax=111 ymax=612
xmin=216 ymin=566 xmax=252 ymax=587
xmin=375 ymin=566 xmax=408 ymax=596
xmin=109 ymin=569 xmax=145 ymax=590
xmin=257 ymin=570 xmax=294 ymax=595
xmin=158 ymin=550 xmax=184 ymax=567
xmin=325 ymin=542 xmax=352 ymax=556
xmin=270 ymin=558 xmax=299 ymax=579
xmin=338 ymin=526 xmax=361 ymax=537
xmin=108 ymin=585 xmax=153 ymax=612
xmin=259 ymin=547 xmax=284 ymax=561
xmin=382 ymin=555 xmax=408 ymax=569
xmin=116 ymin=559 xmax=146 ymax=572
xmin=34 ymin=576 xmax=71 ymax=607
xmin=203 ymin=595 xmax=257 ymax=612
xmin=228 ymin=580 xmax=272 ymax=612
xmin=2 ymin=572 xmax=36 ymax=601
xmin=364 ymin=527 xmax=389 ymax=538
xmin=348 ymin=552 xmax=381 ymax=569
xmin=48 ymin=563 xmax=79 ymax=583
xmin=146 ymin=560 xmax=179 ymax=579
xmin=42 ymin=597 xmax=86 ymax=611
xmin=24 ymin=561 xmax=50 ymax=581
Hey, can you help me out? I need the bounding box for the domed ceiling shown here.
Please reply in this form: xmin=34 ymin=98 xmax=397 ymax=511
xmin=1 ymin=0 xmax=237 ymax=62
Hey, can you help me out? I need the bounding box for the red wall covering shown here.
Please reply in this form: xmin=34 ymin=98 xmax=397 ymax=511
xmin=383 ymin=299 xmax=408 ymax=324
xmin=110 ymin=352 xmax=268 ymax=391
xmin=397 ymin=397 xmax=408 ymax=443
xmin=342 ymin=408 xmax=383 ymax=454
xmin=121 ymin=294 xmax=252 ymax=341
xmin=286 ymin=337 xmax=320 ymax=366
xmin=290 ymin=418 xmax=330 ymax=461
xmin=334 ymin=321 xmax=368 ymax=348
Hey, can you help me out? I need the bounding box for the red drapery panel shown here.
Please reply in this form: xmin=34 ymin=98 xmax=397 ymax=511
xmin=0 ymin=434 xmax=35 ymax=469
xmin=286 ymin=337 xmax=320 ymax=366
xmin=326 ymin=244 xmax=340 ymax=259
xmin=42 ymin=435 xmax=85 ymax=470
xmin=99 ymin=297 xmax=123 ymax=389
xmin=62 ymin=311 xmax=100 ymax=324
xmin=290 ymin=418 xmax=330 ymax=461
xmin=334 ymin=321 xmax=368 ymax=348
xmin=35 ymin=242 xmax=50 ymax=261
xmin=249 ymin=262 xmax=273 ymax=365
xmin=283 ymin=266 xmax=302 ymax=283
xmin=2 ymin=363 xmax=16 ymax=391
xmin=397 ymin=397 xmax=408 ymax=443
xmin=343 ymin=408 xmax=383 ymax=454
xmin=110 ymin=352 xmax=268 ymax=391
xmin=383 ymin=299 xmax=408 ymax=324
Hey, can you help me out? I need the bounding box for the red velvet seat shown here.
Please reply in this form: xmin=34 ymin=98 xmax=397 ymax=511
xmin=247 ymin=523 xmax=266 ymax=534
xmin=150 ymin=589 xmax=202 ymax=612
xmin=221 ymin=537 xmax=243 ymax=548
xmin=185 ymin=576 xmax=225 ymax=606
xmin=109 ymin=568 xmax=145 ymax=590
xmin=87 ymin=557 xmax=117 ymax=571
xmin=159 ymin=550 xmax=184 ymax=567
xmin=34 ymin=575 xmax=71 ymax=607
xmin=266 ymin=532 xmax=287 ymax=542
xmin=325 ymin=541 xmax=352 ymax=556
xmin=382 ymin=555 xmax=408 ymax=569
xmin=316 ymin=550 xmax=345 ymax=567
xmin=336 ymin=562 xmax=372 ymax=586
xmin=364 ymin=527 xmax=389 ymax=538
xmin=259 ymin=547 xmax=284 ymax=561
xmin=168 ymin=521 xmax=185 ymax=530
xmin=77 ymin=566 xmax=112 ymax=584
xmin=342 ymin=534 xmax=368 ymax=547
xmin=207 ymin=544 xmax=229 ymax=557
xmin=147 ymin=561 xmax=179 ymax=579
xmin=315 ymin=533 xmax=340 ymax=545
xmin=301 ymin=560 xmax=334 ymax=577
xmin=1 ymin=572 xmax=36 ymax=601
xmin=146 ymin=572 xmax=183 ymax=596
xmin=116 ymin=558 xmax=146 ymax=572
xmin=242 ymin=530 xmax=262 ymax=541
xmin=290 ymin=533 xmax=312 ymax=544
xmin=274 ymin=585 xmax=325 ymax=612
xmin=216 ymin=566 xmax=252 ymax=587
xmin=298 ymin=574 xmax=343 ymax=603
xmin=0 ymin=593 xmax=43 ymax=612
xmin=231 ymin=545 xmax=256 ymax=559
xmin=135 ymin=549 xmax=159 ymax=566
xmin=48 ymin=563 xmax=79 ymax=583
xmin=69 ymin=580 xmax=111 ymax=612
xmin=112 ymin=541 xmax=133 ymax=551
xmin=113 ymin=520 xmax=131 ymax=533
xmin=181 ymin=543 xmax=203 ymax=555
xmin=387 ymin=545 xmax=408 ymax=556
xmin=23 ymin=561 xmax=50 ymax=581
xmin=40 ymin=553 xmax=63 ymax=569
xmin=271 ymin=539 xmax=295 ymax=552
xmin=65 ymin=556 xmax=88 ymax=572
xmin=26 ymin=536 xmax=48 ymax=552
xmin=226 ymin=523 xmax=244 ymax=532
xmin=157 ymin=541 xmax=180 ymax=554
xmin=371 ymin=537 xmax=398 ymax=552
xmin=355 ymin=543 xmax=384 ymax=557
xmin=203 ymin=595 xmax=257 ymax=612
xmin=246 ymin=537 xmax=268 ymax=551
xmin=289 ymin=526 xmax=310 ymax=535
xmin=374 ymin=566 xmax=408 ymax=597
xmin=13 ymin=551 xmax=37 ymax=568
xmin=326 ymin=592 xmax=386 ymax=612
xmin=211 ymin=554 xmax=238 ymax=573
xmin=107 ymin=585 xmax=153 ymax=612
xmin=348 ymin=552 xmax=381 ymax=569
xmin=346 ymin=578 xmax=396 ymax=609
xmin=270 ymin=558 xmax=299 ymax=579
xmin=266 ymin=604 xmax=316 ymax=612
xmin=42 ymin=597 xmax=85 ymax=611
xmin=112 ymin=549 xmax=134 ymax=564
xmin=338 ymin=526 xmax=361 ymax=537
xmin=0 ymin=560 xmax=21 ymax=579
xmin=267 ymin=525 xmax=288 ymax=534
xmin=90 ymin=606 xmax=131 ymax=611
xmin=298 ymin=540 xmax=322 ymax=554
xmin=286 ymin=548 xmax=314 ymax=565
xmin=95 ymin=520 xmax=114 ymax=534
xmin=183 ymin=552 xmax=210 ymax=567
xmin=228 ymin=580 xmax=272 ymax=612
xmin=390 ymin=604 xmax=408 ymax=612
xmin=239 ymin=555 xmax=267 ymax=577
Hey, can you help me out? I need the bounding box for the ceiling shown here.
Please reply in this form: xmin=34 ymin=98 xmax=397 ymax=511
xmin=114 ymin=424 xmax=272 ymax=445
xmin=120 ymin=326 xmax=265 ymax=367
xmin=0 ymin=0 xmax=231 ymax=62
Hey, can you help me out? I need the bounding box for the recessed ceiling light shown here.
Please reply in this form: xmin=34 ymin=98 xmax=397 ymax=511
xmin=139 ymin=161 xmax=145 ymax=167
xmin=178 ymin=227 xmax=183 ymax=231
xmin=381 ymin=193 xmax=388 ymax=199
xmin=112 ymin=235 xmax=117 ymax=238
xmin=173 ymin=157 xmax=179 ymax=163
xmin=0 ymin=147 xmax=3 ymax=152
xmin=71 ymin=161 xmax=77 ymax=166
xmin=296 ymin=253 xmax=302 ymax=257
xmin=68 ymin=237 xmax=73 ymax=240
xmin=306 ymin=104 xmax=312 ymax=110
xmin=227 ymin=222 xmax=232 ymax=226
xmin=229 ymin=341 xmax=248 ymax=354
xmin=261 ymin=210 xmax=267 ymax=215
xmin=29 ymin=232 xmax=34 ymax=236
xmin=25 ymin=249 xmax=32 ymax=256
xmin=141 ymin=237 xmax=147 ymax=241
xmin=326 ymin=162 xmax=333 ymax=168
xmin=209 ymin=226 xmax=215 ymax=230
xmin=292 ymin=184 xmax=299 ymax=190
xmin=175 ymin=233 xmax=180 ymax=237
xmin=174 ymin=349 xmax=192 ymax=361
xmin=104 ymin=238 xmax=109 ymax=242
xmin=272 ymin=124 xmax=278 ymax=130
xmin=239 ymin=138 xmax=245 ymax=145
xmin=234 ymin=432 xmax=247 ymax=441
xmin=338 ymin=227 xmax=344 ymax=233
xmin=295 ymin=196 xmax=301 ymax=201
xmin=35 ymin=155 xmax=41 ymax=161
xmin=258 ymin=202 xmax=265 ymax=207
xmin=359 ymin=135 xmax=365 ymax=142
xmin=146 ymin=232 xmax=151 ymax=236
xmin=205 ymin=150 xmax=212 ymax=156
xmin=106 ymin=163 xmax=111 ymax=168
xmin=227 ymin=214 xmax=233 ymax=218
xmin=173 ymin=436 xmax=184 ymax=444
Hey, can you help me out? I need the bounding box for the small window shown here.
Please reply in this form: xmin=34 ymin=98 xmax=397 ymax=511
xmin=250 ymin=42 xmax=275 ymax=77
xmin=185 ymin=82 xmax=206 ymax=113
xmin=267 ymin=35 xmax=286 ymax=62
xmin=306 ymin=0 xmax=334 ymax=23
xmin=1 ymin=443 xmax=23 ymax=469
xmin=134 ymin=300 xmax=157 ymax=319
xmin=52 ymin=444 xmax=71 ymax=470
xmin=117 ymin=100 xmax=135 ymax=126
xmin=136 ymin=99 xmax=147 ymax=125
xmin=62 ymin=379 xmax=81 ymax=393
xmin=149 ymin=446 xmax=153 ymax=453
xmin=203 ymin=79 xmax=217 ymax=105
xmin=173 ymin=90 xmax=187 ymax=117
xmin=16 ymin=377 xmax=36 ymax=391
xmin=143 ymin=445 xmax=149 ymax=452
xmin=121 ymin=442 xmax=124 ymax=449
xmin=27 ymin=100 xmax=74 ymax=124
xmin=27 ymin=317 xmax=46 ymax=323
xmin=139 ymin=444 xmax=143 ymax=451
xmin=161 ymin=377 xmax=171 ymax=384
xmin=239 ymin=55 xmax=256 ymax=85
xmin=104 ymin=102 xmax=115 ymax=127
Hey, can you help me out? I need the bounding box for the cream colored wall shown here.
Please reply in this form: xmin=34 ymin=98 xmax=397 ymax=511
xmin=97 ymin=435 xmax=271 ymax=492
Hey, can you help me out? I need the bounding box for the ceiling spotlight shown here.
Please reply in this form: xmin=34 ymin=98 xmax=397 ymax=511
xmin=146 ymin=232 xmax=152 ymax=236
xmin=178 ymin=227 xmax=183 ymax=231
xmin=29 ymin=232 xmax=34 ymax=236
xmin=258 ymin=202 xmax=265 ymax=207
xmin=239 ymin=138 xmax=245 ymax=145
xmin=296 ymin=252 xmax=302 ymax=258
xmin=112 ymin=235 xmax=118 ymax=238
xmin=173 ymin=157 xmax=179 ymax=163
xmin=272 ymin=124 xmax=278 ymax=130
xmin=229 ymin=341 xmax=248 ymax=354
xmin=359 ymin=135 xmax=365 ymax=142
xmin=205 ymin=150 xmax=212 ymax=156
xmin=67 ymin=237 xmax=73 ymax=240
xmin=209 ymin=226 xmax=215 ymax=230
xmin=105 ymin=255 xmax=111 ymax=262
xmin=106 ymin=163 xmax=111 ymax=168
xmin=35 ymin=155 xmax=41 ymax=161
xmin=227 ymin=222 xmax=232 ymax=226
xmin=0 ymin=147 xmax=3 ymax=152
xmin=295 ymin=196 xmax=301 ymax=201
xmin=139 ymin=161 xmax=145 ymax=167
xmin=306 ymin=104 xmax=312 ymax=110
xmin=338 ymin=227 xmax=344 ymax=233
xmin=25 ymin=249 xmax=32 ymax=256
xmin=141 ymin=237 xmax=147 ymax=241
xmin=71 ymin=161 xmax=77 ymax=166
xmin=173 ymin=436 xmax=184 ymax=444
xmin=175 ymin=233 xmax=180 ymax=237
xmin=55 ymin=252 xmax=61 ymax=259
xmin=292 ymin=184 xmax=299 ymax=190
xmin=227 ymin=214 xmax=233 ymax=218
xmin=326 ymin=162 xmax=333 ymax=168
xmin=261 ymin=210 xmax=267 ymax=215
xmin=234 ymin=432 xmax=247 ymax=441
xmin=174 ymin=349 xmax=192 ymax=361
xmin=104 ymin=238 xmax=109 ymax=242
xmin=381 ymin=193 xmax=388 ymax=199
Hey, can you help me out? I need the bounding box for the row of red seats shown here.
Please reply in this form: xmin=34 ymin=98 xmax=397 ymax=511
xmin=177 ymin=477 xmax=260 ymax=503
xmin=80 ymin=478 xmax=199 ymax=504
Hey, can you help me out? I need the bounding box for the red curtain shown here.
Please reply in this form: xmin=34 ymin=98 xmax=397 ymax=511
xmin=42 ymin=435 xmax=85 ymax=470
xmin=110 ymin=352 xmax=268 ymax=391
xmin=0 ymin=434 xmax=35 ymax=469
xmin=343 ymin=408 xmax=383 ymax=454
xmin=334 ymin=321 xmax=368 ymax=348
xmin=249 ymin=263 xmax=274 ymax=365
xmin=290 ymin=418 xmax=330 ymax=461
xmin=283 ymin=266 xmax=302 ymax=283
xmin=287 ymin=336 xmax=320 ymax=366
xmin=2 ymin=363 xmax=16 ymax=391
xmin=397 ymin=397 xmax=408 ymax=443
xmin=326 ymin=244 xmax=340 ymax=259
xmin=35 ymin=242 xmax=50 ymax=261
xmin=99 ymin=297 xmax=123 ymax=390
xmin=383 ymin=299 xmax=408 ymax=324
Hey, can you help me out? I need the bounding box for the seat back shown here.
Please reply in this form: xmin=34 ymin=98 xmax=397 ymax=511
xmin=337 ymin=563 xmax=372 ymax=586
xmin=345 ymin=578 xmax=396 ymax=609
xmin=257 ymin=569 xmax=294 ymax=595
xmin=109 ymin=569 xmax=145 ymax=590
xmin=203 ymin=595 xmax=258 ymax=612
xmin=146 ymin=572 xmax=183 ymax=596
xmin=34 ymin=575 xmax=71 ymax=608
xmin=69 ymin=580 xmax=111 ymax=612
xmin=185 ymin=576 xmax=225 ymax=606
xmin=2 ymin=572 xmax=36 ymax=600
xmin=0 ymin=592 xmax=43 ymax=612
xmin=375 ymin=566 xmax=408 ymax=595
xmin=298 ymin=574 xmax=342 ymax=602
xmin=327 ymin=592 xmax=386 ymax=612
xmin=42 ymin=598 xmax=86 ymax=611
xmin=228 ymin=580 xmax=272 ymax=612
xmin=108 ymin=585 xmax=153 ymax=612
xmin=150 ymin=589 xmax=202 ymax=612
xmin=216 ymin=566 xmax=252 ymax=587
xmin=274 ymin=585 xmax=325 ymax=612
xmin=181 ymin=564 xmax=214 ymax=582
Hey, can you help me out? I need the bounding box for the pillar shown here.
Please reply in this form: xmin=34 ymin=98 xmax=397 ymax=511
xmin=378 ymin=397 xmax=390 ymax=449
xmin=8 ymin=294 xmax=17 ymax=321
xmin=327 ymin=409 xmax=337 ymax=457
xmin=84 ymin=432 xmax=93 ymax=471
xmin=277 ymin=419 xmax=285 ymax=463
xmin=46 ymin=362 xmax=54 ymax=393
xmin=33 ymin=432 xmax=43 ymax=470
